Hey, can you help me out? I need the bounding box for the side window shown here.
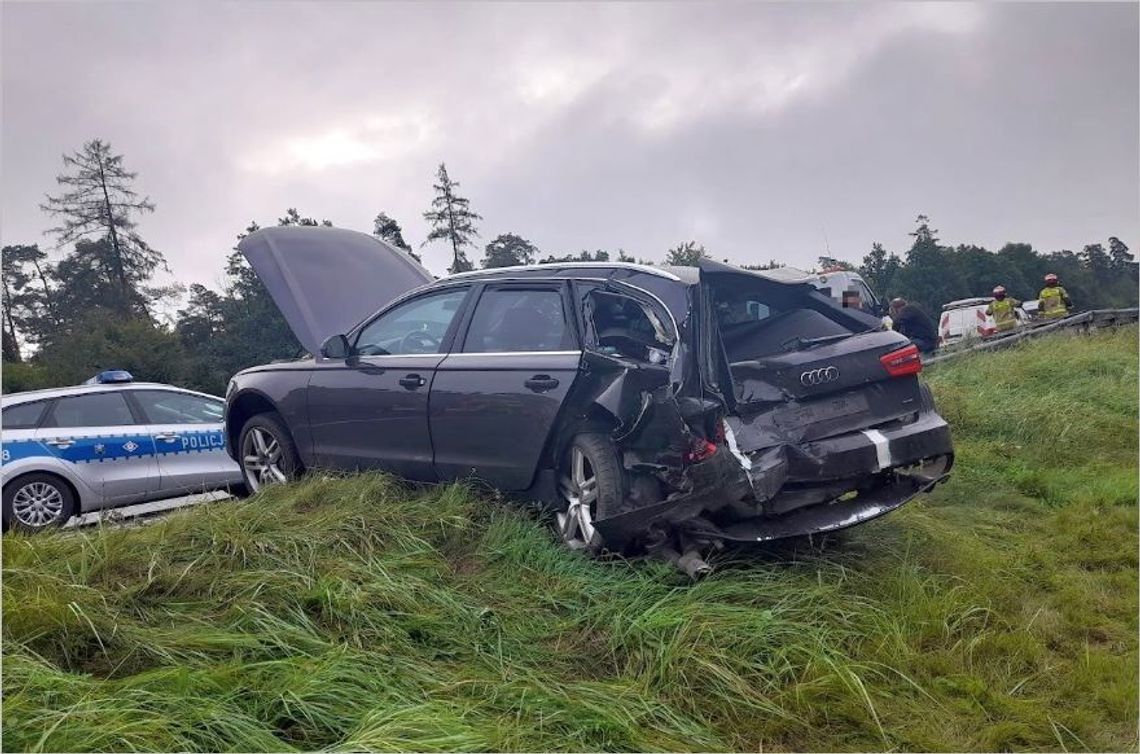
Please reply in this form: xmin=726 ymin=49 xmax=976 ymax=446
xmin=43 ymin=392 xmax=135 ymax=429
xmin=2 ymin=401 xmax=47 ymax=430
xmin=133 ymin=390 xmax=224 ymax=425
xmin=585 ymin=289 xmax=674 ymax=363
xmin=355 ymin=289 xmax=468 ymax=356
xmin=462 ymin=288 xmax=572 ymax=353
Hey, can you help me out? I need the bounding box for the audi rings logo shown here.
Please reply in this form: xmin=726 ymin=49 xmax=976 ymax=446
xmin=800 ymin=366 xmax=840 ymax=386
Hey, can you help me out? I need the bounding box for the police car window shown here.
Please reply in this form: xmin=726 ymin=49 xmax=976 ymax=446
xmin=463 ymin=288 xmax=571 ymax=353
xmin=43 ymin=392 xmax=135 ymax=428
xmin=355 ymin=289 xmax=468 ymax=356
xmin=2 ymin=401 xmax=47 ymax=430
xmin=133 ymin=391 xmax=224 ymax=425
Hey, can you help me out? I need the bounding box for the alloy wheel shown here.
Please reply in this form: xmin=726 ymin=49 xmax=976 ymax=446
xmin=11 ymin=481 xmax=65 ymax=528
xmin=241 ymin=427 xmax=288 ymax=492
xmin=557 ymin=446 xmax=599 ymax=549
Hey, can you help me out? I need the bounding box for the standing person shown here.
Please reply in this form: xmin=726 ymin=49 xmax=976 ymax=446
xmin=889 ymin=298 xmax=938 ymax=353
xmin=1038 ymin=273 xmax=1072 ymax=318
xmin=985 ymin=285 xmax=1020 ymax=333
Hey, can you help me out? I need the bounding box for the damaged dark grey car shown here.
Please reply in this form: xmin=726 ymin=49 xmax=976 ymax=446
xmin=225 ymin=226 xmax=953 ymax=567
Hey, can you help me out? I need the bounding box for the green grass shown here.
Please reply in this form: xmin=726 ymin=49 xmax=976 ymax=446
xmin=3 ymin=328 xmax=1137 ymax=752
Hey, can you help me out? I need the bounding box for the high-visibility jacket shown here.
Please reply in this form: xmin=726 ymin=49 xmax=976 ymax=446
xmin=986 ymin=297 xmax=1020 ymax=331
xmin=1038 ymin=286 xmax=1070 ymax=318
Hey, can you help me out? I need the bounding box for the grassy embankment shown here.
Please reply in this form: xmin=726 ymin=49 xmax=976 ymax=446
xmin=3 ymin=328 xmax=1137 ymax=752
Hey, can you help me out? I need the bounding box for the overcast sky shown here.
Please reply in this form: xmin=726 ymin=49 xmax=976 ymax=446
xmin=2 ymin=1 xmax=1137 ymax=292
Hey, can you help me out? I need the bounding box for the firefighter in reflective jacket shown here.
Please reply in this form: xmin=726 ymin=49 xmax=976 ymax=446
xmin=985 ymin=285 xmax=1020 ymax=332
xmin=1038 ymin=273 xmax=1072 ymax=318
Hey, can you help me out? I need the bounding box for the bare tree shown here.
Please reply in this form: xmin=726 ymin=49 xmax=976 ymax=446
xmin=40 ymin=139 xmax=166 ymax=314
xmin=422 ymin=163 xmax=482 ymax=274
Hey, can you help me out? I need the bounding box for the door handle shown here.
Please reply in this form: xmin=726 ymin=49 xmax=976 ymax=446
xmin=155 ymin=432 xmax=180 ymax=442
xmin=524 ymin=375 xmax=560 ymax=392
xmin=398 ymin=373 xmax=427 ymax=390
xmin=44 ymin=438 xmax=74 ymax=449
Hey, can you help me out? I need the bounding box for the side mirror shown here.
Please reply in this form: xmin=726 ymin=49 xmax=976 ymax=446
xmin=320 ymin=334 xmax=351 ymax=360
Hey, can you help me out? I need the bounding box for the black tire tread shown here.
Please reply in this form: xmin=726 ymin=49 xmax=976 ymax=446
xmin=564 ymin=432 xmax=624 ymax=554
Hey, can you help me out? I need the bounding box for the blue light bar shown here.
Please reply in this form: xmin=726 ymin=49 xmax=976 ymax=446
xmin=84 ymin=369 xmax=134 ymax=385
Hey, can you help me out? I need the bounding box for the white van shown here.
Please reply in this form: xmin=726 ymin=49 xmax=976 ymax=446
xmin=939 ymin=297 xmax=1029 ymax=347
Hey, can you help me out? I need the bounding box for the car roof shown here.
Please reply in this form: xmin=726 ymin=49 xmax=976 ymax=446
xmin=444 ymin=261 xmax=684 ymax=282
xmin=942 ymin=297 xmax=993 ymax=310
xmin=1 ymin=382 xmax=219 ymax=407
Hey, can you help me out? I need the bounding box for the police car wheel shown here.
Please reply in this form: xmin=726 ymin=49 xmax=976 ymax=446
xmin=239 ymin=413 xmax=300 ymax=494
xmin=3 ymin=473 xmax=77 ymax=532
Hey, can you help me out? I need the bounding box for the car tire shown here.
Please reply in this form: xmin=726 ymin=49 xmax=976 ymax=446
xmin=556 ymin=433 xmax=624 ymax=555
xmin=238 ymin=413 xmax=302 ymax=494
xmin=2 ymin=473 xmax=77 ymax=533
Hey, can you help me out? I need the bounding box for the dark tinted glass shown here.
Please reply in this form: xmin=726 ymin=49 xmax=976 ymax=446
xmin=2 ymin=401 xmax=47 ymax=430
xmin=43 ymin=392 xmax=135 ymax=428
xmin=134 ymin=390 xmax=224 ymax=424
xmin=463 ymin=289 xmax=571 ymax=353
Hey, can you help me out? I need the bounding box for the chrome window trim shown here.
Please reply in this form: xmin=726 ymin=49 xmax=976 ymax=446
xmin=444 ymin=350 xmax=583 ymax=358
xmin=353 ymin=350 xmax=583 ymax=360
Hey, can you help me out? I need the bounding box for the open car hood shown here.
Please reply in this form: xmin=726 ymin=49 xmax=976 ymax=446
xmin=238 ymin=226 xmax=434 ymax=355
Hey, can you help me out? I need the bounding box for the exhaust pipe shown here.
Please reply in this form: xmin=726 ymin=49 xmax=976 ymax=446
xmin=659 ymin=547 xmax=714 ymax=579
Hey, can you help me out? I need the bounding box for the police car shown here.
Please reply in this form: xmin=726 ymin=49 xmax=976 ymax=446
xmin=1 ymin=371 xmax=243 ymax=532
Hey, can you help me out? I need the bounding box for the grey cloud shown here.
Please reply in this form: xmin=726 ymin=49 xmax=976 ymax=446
xmin=1 ymin=1 xmax=1136 ymax=293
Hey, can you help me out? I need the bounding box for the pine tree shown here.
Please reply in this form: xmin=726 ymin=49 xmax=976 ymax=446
xmin=40 ymin=139 xmax=166 ymax=316
xmin=1 ymin=244 xmax=52 ymax=362
xmin=373 ymin=212 xmax=420 ymax=262
xmin=422 ymin=163 xmax=482 ymax=274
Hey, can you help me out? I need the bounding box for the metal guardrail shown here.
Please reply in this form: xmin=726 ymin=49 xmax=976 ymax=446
xmin=924 ymin=308 xmax=1139 ymax=366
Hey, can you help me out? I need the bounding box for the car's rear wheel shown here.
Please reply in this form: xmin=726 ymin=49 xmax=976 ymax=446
xmin=239 ymin=413 xmax=301 ymax=493
xmin=556 ymin=433 xmax=623 ymax=554
xmin=3 ymin=473 xmax=77 ymax=533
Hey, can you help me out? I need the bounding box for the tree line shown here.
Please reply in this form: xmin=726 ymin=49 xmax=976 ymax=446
xmin=3 ymin=139 xmax=1136 ymax=396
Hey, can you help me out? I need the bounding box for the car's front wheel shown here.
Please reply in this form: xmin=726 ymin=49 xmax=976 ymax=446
xmin=239 ymin=413 xmax=301 ymax=493
xmin=556 ymin=433 xmax=623 ymax=554
xmin=3 ymin=473 xmax=77 ymax=533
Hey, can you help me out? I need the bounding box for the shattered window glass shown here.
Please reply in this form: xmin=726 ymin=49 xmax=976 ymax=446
xmin=585 ymin=290 xmax=674 ymax=364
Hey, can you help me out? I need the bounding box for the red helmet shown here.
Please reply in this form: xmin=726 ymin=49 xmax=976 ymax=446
xmin=992 ymin=285 xmax=1006 ymax=299
xmin=1044 ymin=273 xmax=1058 ymax=284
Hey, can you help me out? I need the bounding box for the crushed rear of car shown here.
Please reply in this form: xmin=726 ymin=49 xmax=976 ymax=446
xmin=579 ymin=260 xmax=953 ymax=565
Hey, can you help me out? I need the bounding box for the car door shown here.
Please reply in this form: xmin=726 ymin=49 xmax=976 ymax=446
xmin=35 ymin=390 xmax=159 ymax=505
xmin=128 ymin=388 xmax=240 ymax=495
xmin=430 ymin=282 xmax=582 ymax=490
xmin=306 ymin=286 xmax=472 ymax=479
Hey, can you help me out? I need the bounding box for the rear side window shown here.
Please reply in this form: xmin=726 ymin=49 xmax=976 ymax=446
xmin=43 ymin=392 xmax=136 ymax=429
xmin=2 ymin=401 xmax=47 ymax=430
xmin=463 ymin=289 xmax=572 ymax=353
xmin=133 ymin=390 xmax=224 ymax=425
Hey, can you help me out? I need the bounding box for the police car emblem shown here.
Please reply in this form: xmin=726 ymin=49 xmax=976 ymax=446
xmin=122 ymin=441 xmax=139 ymax=453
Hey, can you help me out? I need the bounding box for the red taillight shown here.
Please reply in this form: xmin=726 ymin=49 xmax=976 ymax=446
xmin=880 ymin=344 xmax=923 ymax=377
xmin=685 ymin=438 xmax=718 ymax=464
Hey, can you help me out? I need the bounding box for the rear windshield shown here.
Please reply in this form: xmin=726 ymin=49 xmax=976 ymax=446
xmin=709 ymin=278 xmax=869 ymax=361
